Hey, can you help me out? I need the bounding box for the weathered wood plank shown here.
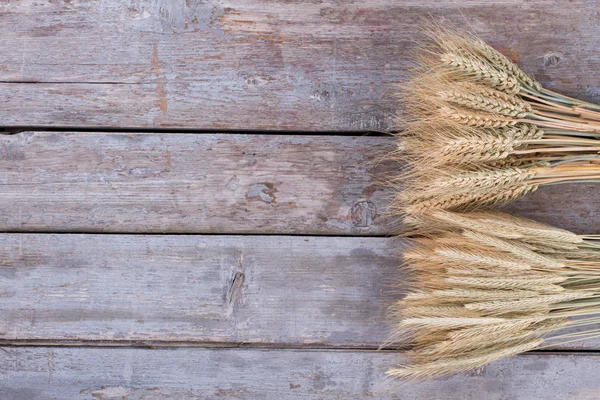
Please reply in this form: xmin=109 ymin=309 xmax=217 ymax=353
xmin=2 ymin=233 xmax=600 ymax=350
xmin=1 ymin=1 xmax=599 ymax=130
xmin=0 ymin=234 xmax=399 ymax=346
xmin=0 ymin=132 xmax=396 ymax=234
xmin=1 ymin=347 xmax=599 ymax=399
xmin=3 ymin=131 xmax=600 ymax=235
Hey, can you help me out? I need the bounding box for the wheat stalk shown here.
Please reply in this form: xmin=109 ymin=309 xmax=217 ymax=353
xmin=431 ymin=289 xmax=542 ymax=300
xmin=430 ymin=124 xmax=543 ymax=163
xmin=447 ymin=318 xmax=562 ymax=342
xmin=403 ymin=183 xmax=537 ymax=214
xmin=405 ymin=209 xmax=583 ymax=249
xmin=426 ymin=26 xmax=542 ymax=91
xmin=438 ymin=86 xmax=531 ymax=117
xmin=434 ymin=247 xmax=532 ymax=270
xmin=439 ymin=52 xmax=521 ymax=93
xmin=461 ymin=230 xmax=565 ymax=268
xmin=440 ymin=107 xmax=517 ymax=127
xmin=464 ymin=292 xmax=594 ymax=314
xmin=388 ymin=339 xmax=543 ymax=380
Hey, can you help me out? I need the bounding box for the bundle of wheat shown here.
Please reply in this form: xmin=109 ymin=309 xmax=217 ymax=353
xmin=390 ymin=27 xmax=600 ymax=380
xmin=390 ymin=210 xmax=600 ymax=380
xmin=397 ymin=28 xmax=600 ymax=213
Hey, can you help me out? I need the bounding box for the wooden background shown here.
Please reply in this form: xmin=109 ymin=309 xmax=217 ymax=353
xmin=2 ymin=1 xmax=600 ymax=398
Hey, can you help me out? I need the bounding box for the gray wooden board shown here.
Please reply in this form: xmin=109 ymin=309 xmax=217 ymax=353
xmin=4 ymin=131 xmax=600 ymax=234
xmin=0 ymin=132 xmax=397 ymax=234
xmin=0 ymin=234 xmax=400 ymax=347
xmin=2 ymin=1 xmax=600 ymax=130
xmin=1 ymin=347 xmax=599 ymax=399
xmin=2 ymin=233 xmax=600 ymax=351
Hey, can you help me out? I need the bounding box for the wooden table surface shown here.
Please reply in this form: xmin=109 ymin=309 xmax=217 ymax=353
xmin=2 ymin=1 xmax=600 ymax=399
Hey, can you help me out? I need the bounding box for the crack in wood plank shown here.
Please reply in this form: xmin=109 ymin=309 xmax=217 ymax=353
xmin=225 ymin=250 xmax=246 ymax=317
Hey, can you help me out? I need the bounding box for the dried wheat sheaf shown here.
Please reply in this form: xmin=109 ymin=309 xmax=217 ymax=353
xmin=395 ymin=27 xmax=600 ymax=214
xmin=390 ymin=27 xmax=600 ymax=380
xmin=389 ymin=210 xmax=600 ymax=380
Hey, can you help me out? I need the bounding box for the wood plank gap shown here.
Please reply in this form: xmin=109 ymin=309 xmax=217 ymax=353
xmin=1 ymin=127 xmax=391 ymax=136
xmin=0 ymin=80 xmax=136 ymax=85
xmin=1 ymin=342 xmax=599 ymax=357
xmin=0 ymin=340 xmax=394 ymax=350
xmin=0 ymin=231 xmax=393 ymax=237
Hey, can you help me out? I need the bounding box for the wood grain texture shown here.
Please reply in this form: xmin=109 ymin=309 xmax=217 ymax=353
xmin=0 ymin=234 xmax=399 ymax=346
xmin=0 ymin=132 xmax=396 ymax=234
xmin=3 ymin=131 xmax=600 ymax=234
xmin=1 ymin=347 xmax=600 ymax=399
xmin=2 ymin=0 xmax=600 ymax=130
xmin=2 ymin=233 xmax=600 ymax=350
